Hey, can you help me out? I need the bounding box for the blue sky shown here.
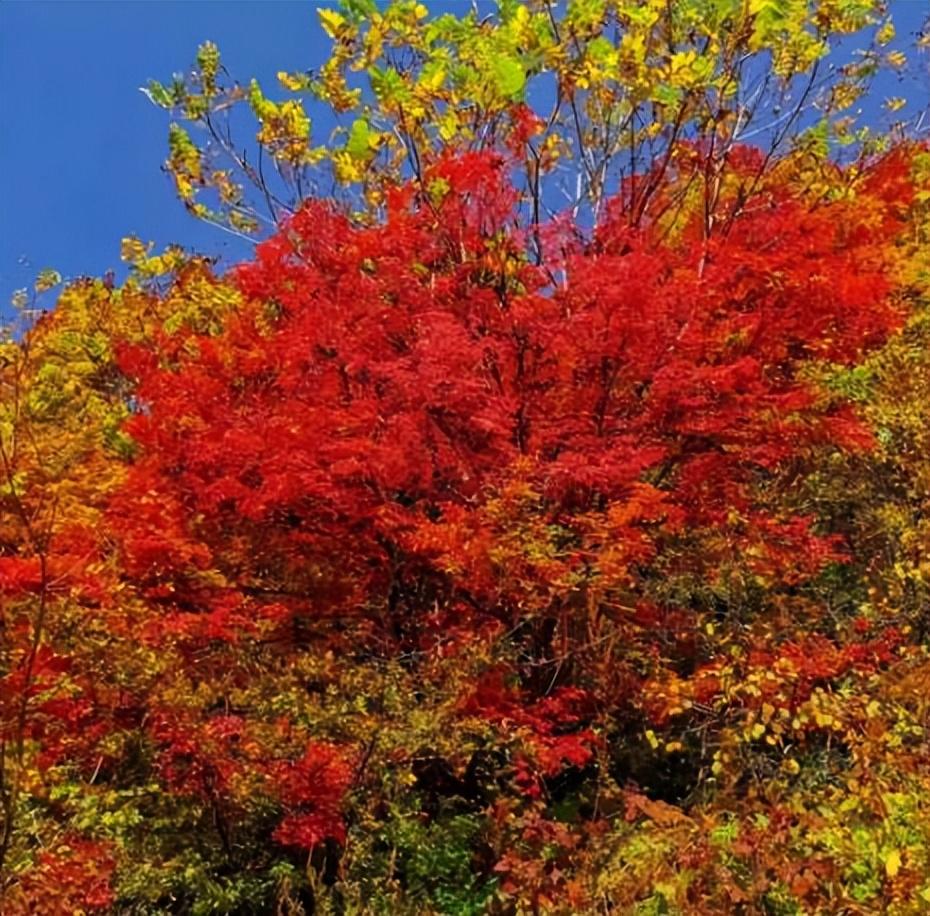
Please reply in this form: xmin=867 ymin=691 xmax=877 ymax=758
xmin=0 ymin=1 xmax=327 ymax=299
xmin=1 ymin=0 xmax=927 ymax=307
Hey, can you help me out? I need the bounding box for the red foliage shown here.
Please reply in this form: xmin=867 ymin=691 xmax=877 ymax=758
xmin=6 ymin=837 xmax=115 ymax=915
xmin=113 ymin=149 xmax=905 ymax=642
xmin=462 ymin=672 xmax=598 ymax=788
xmin=4 ymin=138 xmax=925 ymax=912
xmin=268 ymin=742 xmax=355 ymax=849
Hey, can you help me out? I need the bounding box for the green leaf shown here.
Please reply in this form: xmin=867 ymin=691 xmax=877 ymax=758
xmin=340 ymin=0 xmax=378 ymax=21
xmin=652 ymin=83 xmax=683 ymax=107
xmin=496 ymin=0 xmax=521 ymax=23
xmin=491 ymin=55 xmax=525 ymax=101
xmin=567 ymin=0 xmax=607 ymax=31
xmin=143 ymin=80 xmax=174 ymax=109
xmin=347 ymin=118 xmax=372 ymax=158
xmin=587 ymin=35 xmax=616 ymax=65
xmin=369 ymin=66 xmax=406 ymax=105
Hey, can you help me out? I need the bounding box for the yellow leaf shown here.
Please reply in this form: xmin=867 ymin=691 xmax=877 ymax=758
xmin=876 ymin=20 xmax=895 ymax=47
xmin=885 ymin=849 xmax=902 ymax=878
xmin=318 ymin=8 xmax=348 ymax=40
xmin=35 ymin=268 xmax=62 ymax=294
xmin=886 ymin=50 xmax=907 ymax=69
xmin=121 ymin=237 xmax=149 ymax=263
xmin=278 ymin=71 xmax=308 ymax=92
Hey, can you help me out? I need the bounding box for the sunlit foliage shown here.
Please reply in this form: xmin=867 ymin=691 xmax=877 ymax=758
xmin=2 ymin=2 xmax=930 ymax=913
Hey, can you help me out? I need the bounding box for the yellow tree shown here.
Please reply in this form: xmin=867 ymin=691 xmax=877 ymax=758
xmin=146 ymin=0 xmax=912 ymax=246
xmin=0 ymin=254 xmax=241 ymax=905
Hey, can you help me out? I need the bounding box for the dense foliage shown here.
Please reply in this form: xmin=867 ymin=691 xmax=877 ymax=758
xmin=2 ymin=1 xmax=930 ymax=913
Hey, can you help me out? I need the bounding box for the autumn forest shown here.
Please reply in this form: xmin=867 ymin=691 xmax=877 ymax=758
xmin=2 ymin=1 xmax=930 ymax=913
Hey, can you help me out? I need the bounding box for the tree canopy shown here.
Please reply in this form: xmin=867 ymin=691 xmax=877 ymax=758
xmin=2 ymin=2 xmax=930 ymax=913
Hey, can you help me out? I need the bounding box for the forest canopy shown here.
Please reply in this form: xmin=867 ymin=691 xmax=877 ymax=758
xmin=2 ymin=1 xmax=930 ymax=913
